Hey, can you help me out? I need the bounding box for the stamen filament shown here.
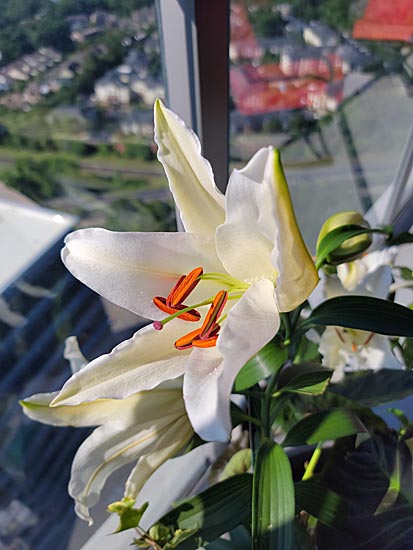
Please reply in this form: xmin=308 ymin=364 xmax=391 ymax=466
xmin=153 ymin=291 xmax=244 ymax=330
xmin=200 ymin=272 xmax=249 ymax=290
xmin=152 ymin=297 xmax=215 ymax=329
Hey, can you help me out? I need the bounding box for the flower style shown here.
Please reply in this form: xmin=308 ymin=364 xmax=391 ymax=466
xmin=51 ymin=100 xmax=318 ymax=442
xmin=317 ymin=248 xmax=403 ymax=380
xmin=21 ymin=339 xmax=193 ymax=524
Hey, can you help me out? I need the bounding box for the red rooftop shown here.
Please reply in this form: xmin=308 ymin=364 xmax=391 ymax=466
xmin=353 ymin=0 xmax=413 ymax=42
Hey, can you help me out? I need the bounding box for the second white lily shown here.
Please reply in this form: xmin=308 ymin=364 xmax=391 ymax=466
xmin=51 ymin=100 xmax=318 ymax=442
xmin=317 ymin=248 xmax=403 ymax=380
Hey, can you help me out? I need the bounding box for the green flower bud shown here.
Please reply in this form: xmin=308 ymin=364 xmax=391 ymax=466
xmin=149 ymin=522 xmax=171 ymax=544
xmin=317 ymin=211 xmax=372 ymax=264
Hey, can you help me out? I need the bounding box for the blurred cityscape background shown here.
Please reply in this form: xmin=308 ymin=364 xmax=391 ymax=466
xmin=1 ymin=0 xmax=413 ymax=548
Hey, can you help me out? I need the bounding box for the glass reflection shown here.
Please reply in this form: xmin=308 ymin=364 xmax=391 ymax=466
xmin=230 ymin=1 xmax=413 ymax=249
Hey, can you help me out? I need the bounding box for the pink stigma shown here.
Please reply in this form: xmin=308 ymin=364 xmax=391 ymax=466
xmin=153 ymin=321 xmax=163 ymax=331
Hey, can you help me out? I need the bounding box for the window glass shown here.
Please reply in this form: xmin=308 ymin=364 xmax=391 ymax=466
xmin=0 ymin=1 xmax=168 ymax=548
xmin=230 ymin=0 xmax=413 ymax=249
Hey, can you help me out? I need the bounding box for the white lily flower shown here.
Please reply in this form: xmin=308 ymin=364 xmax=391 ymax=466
xmin=20 ymin=381 xmax=193 ymax=525
xmin=317 ymin=248 xmax=403 ymax=380
xmin=326 ymin=248 xmax=398 ymax=300
xmin=52 ymin=100 xmax=318 ymax=442
xmin=320 ymin=327 xmax=402 ymax=382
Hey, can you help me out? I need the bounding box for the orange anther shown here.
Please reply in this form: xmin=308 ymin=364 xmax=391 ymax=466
xmin=192 ymin=335 xmax=220 ymax=348
xmin=173 ymin=292 xmax=227 ymax=351
xmin=168 ymin=267 xmax=203 ymax=306
xmin=153 ymin=267 xmax=203 ymax=322
xmin=199 ymin=290 xmax=228 ymax=340
xmin=174 ymin=328 xmax=202 ymax=350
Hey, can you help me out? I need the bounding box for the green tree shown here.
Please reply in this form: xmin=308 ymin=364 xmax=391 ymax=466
xmin=2 ymin=157 xmax=63 ymax=202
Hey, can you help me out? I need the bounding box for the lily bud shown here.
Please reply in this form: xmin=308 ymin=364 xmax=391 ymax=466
xmin=317 ymin=211 xmax=372 ymax=265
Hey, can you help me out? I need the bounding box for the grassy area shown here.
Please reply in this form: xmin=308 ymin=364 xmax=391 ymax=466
xmin=0 ymin=145 xmax=164 ymax=175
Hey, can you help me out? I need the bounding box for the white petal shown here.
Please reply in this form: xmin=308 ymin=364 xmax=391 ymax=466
xmin=319 ymin=327 xmax=347 ymax=381
xmin=183 ymin=347 xmax=226 ymax=441
xmin=21 ymin=386 xmax=186 ymax=428
xmin=21 ymin=391 xmax=140 ymax=427
xmin=358 ymin=266 xmax=392 ymax=299
xmin=216 ymin=149 xmax=277 ymax=283
xmin=64 ymin=336 xmax=88 ymax=374
xmin=354 ymin=334 xmax=403 ymax=371
xmin=336 ymin=261 xmax=367 ymax=292
xmin=269 ymin=150 xmax=319 ymax=311
xmin=154 ymin=100 xmax=225 ymax=235
xmin=52 ymin=323 xmax=189 ymax=406
xmin=337 ymin=262 xmax=392 ymax=299
xmin=69 ymin=408 xmax=187 ymax=523
xmin=124 ymin=415 xmax=193 ymax=499
xmin=62 ymin=228 xmax=223 ymax=320
xmin=184 ymin=280 xmax=280 ymax=442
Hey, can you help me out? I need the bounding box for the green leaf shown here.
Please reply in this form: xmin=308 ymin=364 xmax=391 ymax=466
xmin=387 ymin=407 xmax=410 ymax=428
xmin=330 ymin=369 xmax=413 ymax=406
xmin=394 ymin=266 xmax=413 ymax=280
xmin=316 ymin=431 xmax=413 ymax=549
xmin=252 ymin=441 xmax=295 ymax=550
xmin=277 ymin=363 xmax=332 ymax=396
xmin=222 ymin=449 xmax=252 ymax=480
xmin=234 ymin=341 xmax=288 ymax=391
xmin=300 ymin=296 xmax=413 ymax=337
xmin=293 ymin=336 xmax=321 ymax=364
xmin=315 ymin=224 xmax=376 ymax=268
xmin=107 ymin=498 xmax=148 ymax=533
xmin=206 ymin=527 xmax=251 ymax=549
xmin=386 ymin=231 xmax=413 ymax=245
xmin=295 ymin=481 xmax=346 ymax=529
xmin=283 ymin=408 xmax=366 ymax=447
xmin=148 ymin=474 xmax=252 ymax=550
xmin=401 ymin=337 xmax=413 ymax=370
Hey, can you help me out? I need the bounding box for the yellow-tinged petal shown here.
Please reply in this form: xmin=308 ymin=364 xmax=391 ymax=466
xmin=270 ymin=149 xmax=319 ymax=311
xmin=154 ymin=99 xmax=225 ymax=235
xmin=69 ymin=407 xmax=188 ymax=524
xmin=21 ymin=386 xmax=186 ymax=428
xmin=124 ymin=415 xmax=193 ymax=499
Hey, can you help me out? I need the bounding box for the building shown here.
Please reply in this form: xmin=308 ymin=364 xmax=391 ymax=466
xmin=303 ymin=21 xmax=341 ymax=48
xmin=353 ymin=0 xmax=413 ymax=42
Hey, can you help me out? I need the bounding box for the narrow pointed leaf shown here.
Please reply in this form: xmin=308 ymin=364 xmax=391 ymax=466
xmin=330 ymin=369 xmax=413 ymax=406
xmin=387 ymin=231 xmax=413 ymax=245
xmin=252 ymin=441 xmax=295 ymax=549
xmin=234 ymin=341 xmax=288 ymax=392
xmin=283 ymin=408 xmax=366 ymax=447
xmin=277 ymin=363 xmax=332 ymax=396
xmin=300 ymin=296 xmax=413 ymax=337
xmin=148 ymin=474 xmax=252 ymax=550
xmin=316 ymin=431 xmax=413 ymax=549
xmin=295 ymin=481 xmax=346 ymax=528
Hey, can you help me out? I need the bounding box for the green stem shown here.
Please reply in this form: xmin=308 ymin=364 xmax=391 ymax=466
xmin=280 ymin=312 xmax=292 ymax=341
xmin=261 ymin=372 xmax=280 ymax=439
xmin=302 ymin=442 xmax=323 ymax=481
